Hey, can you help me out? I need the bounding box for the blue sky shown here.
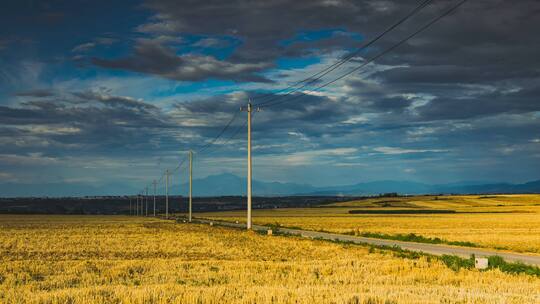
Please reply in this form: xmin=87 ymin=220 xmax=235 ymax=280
xmin=1 ymin=0 xmax=540 ymax=195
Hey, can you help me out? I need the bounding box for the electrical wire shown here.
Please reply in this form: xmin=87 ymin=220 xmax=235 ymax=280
xmin=134 ymin=0 xmax=468 ymax=196
xmin=253 ymin=0 xmax=434 ymax=107
xmin=261 ymin=0 xmax=468 ymax=109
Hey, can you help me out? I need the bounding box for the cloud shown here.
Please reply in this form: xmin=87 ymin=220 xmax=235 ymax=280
xmin=413 ymin=84 xmax=540 ymax=121
xmin=0 ymin=39 xmax=9 ymax=50
xmin=92 ymin=40 xmax=272 ymax=82
xmin=373 ymin=147 xmax=448 ymax=155
xmin=266 ymin=147 xmax=358 ymax=166
xmin=72 ymin=42 xmax=96 ymax=52
xmin=15 ymin=89 xmax=55 ymax=98
xmin=72 ymin=91 xmax=159 ymax=110
xmin=0 ymin=172 xmax=16 ymax=182
xmin=0 ymin=89 xmax=174 ymax=158
xmin=19 ymin=125 xmax=81 ymax=135
xmin=0 ymin=153 xmax=59 ymax=166
xmin=3 ymin=0 xmax=540 ymax=189
xmin=193 ymin=37 xmax=228 ymax=48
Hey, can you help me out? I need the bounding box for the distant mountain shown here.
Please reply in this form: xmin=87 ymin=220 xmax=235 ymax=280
xmin=310 ymin=180 xmax=433 ymax=196
xmin=1 ymin=173 xmax=539 ymax=197
xmin=306 ymin=180 xmax=540 ymax=196
xmin=169 ymin=173 xmax=317 ymax=196
xmin=437 ymin=180 xmax=540 ymax=195
xmin=169 ymin=174 xmax=540 ymax=196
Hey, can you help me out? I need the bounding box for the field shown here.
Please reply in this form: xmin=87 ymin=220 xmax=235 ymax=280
xmin=201 ymin=194 xmax=540 ymax=254
xmin=1 ymin=215 xmax=539 ymax=303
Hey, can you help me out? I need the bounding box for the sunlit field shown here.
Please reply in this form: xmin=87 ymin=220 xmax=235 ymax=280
xmin=202 ymin=194 xmax=540 ymax=254
xmin=1 ymin=215 xmax=539 ymax=303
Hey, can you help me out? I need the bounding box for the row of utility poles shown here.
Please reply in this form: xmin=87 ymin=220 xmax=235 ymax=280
xmin=128 ymin=101 xmax=257 ymax=230
xmin=129 ymin=150 xmax=194 ymax=221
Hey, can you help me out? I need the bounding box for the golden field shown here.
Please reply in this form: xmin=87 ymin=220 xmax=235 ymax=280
xmin=1 ymin=215 xmax=539 ymax=303
xmin=201 ymin=194 xmax=540 ymax=254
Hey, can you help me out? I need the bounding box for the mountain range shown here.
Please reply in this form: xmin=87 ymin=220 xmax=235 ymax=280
xmin=1 ymin=173 xmax=539 ymax=197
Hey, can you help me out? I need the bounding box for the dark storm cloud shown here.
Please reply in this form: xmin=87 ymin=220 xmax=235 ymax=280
xmin=92 ymin=0 xmax=540 ymax=122
xmin=139 ymin=0 xmax=387 ymax=62
xmin=2 ymin=0 xmax=540 ymax=190
xmin=169 ymin=91 xmax=355 ymax=145
xmin=92 ymin=39 xmax=272 ymax=82
xmin=91 ymin=0 xmax=397 ymax=81
xmin=0 ymin=39 xmax=9 ymax=50
xmin=415 ymin=84 xmax=540 ymax=121
xmin=371 ymin=65 xmax=540 ymax=85
xmin=14 ymin=89 xmax=55 ymax=98
xmin=0 ymin=91 xmax=176 ymax=157
xmin=133 ymin=0 xmax=539 ymax=70
xmin=71 ymin=91 xmax=159 ymax=110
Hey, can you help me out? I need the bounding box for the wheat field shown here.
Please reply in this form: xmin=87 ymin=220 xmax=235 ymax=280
xmin=202 ymin=194 xmax=540 ymax=254
xmin=1 ymin=215 xmax=539 ymax=304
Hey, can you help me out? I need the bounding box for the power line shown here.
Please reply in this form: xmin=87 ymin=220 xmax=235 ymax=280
xmin=261 ymin=0 xmax=468 ymax=109
xmin=196 ymin=110 xmax=265 ymax=157
xmin=186 ymin=0 xmax=433 ymax=162
xmin=196 ymin=111 xmax=240 ymax=155
xmin=132 ymin=0 xmax=468 ymax=203
xmin=133 ymin=0 xmax=438 ymax=190
xmin=178 ymin=0 xmax=437 ymax=162
xmin=253 ymin=0 xmax=434 ymax=107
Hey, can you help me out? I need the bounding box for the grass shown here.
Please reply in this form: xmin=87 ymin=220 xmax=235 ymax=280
xmin=344 ymin=231 xmax=481 ymax=248
xmin=348 ymin=209 xmax=456 ymax=214
xmin=487 ymin=256 xmax=540 ymax=276
xmin=278 ymin=228 xmax=540 ymax=278
xmin=263 ymin=223 xmax=482 ymax=247
xmin=1 ymin=215 xmax=540 ymax=303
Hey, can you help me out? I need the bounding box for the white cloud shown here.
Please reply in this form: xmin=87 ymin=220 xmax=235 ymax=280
xmin=373 ymin=147 xmax=448 ymax=155
xmin=287 ymin=131 xmax=310 ymax=142
xmin=0 ymin=153 xmax=59 ymax=166
xmin=20 ymin=125 xmax=81 ymax=135
xmin=72 ymin=42 xmax=96 ymax=52
xmin=342 ymin=114 xmax=370 ymax=124
xmin=278 ymin=147 xmax=357 ymax=165
xmin=406 ymin=126 xmax=439 ymax=137
xmin=0 ymin=172 xmax=17 ymax=182
xmin=136 ymin=21 xmax=178 ymax=34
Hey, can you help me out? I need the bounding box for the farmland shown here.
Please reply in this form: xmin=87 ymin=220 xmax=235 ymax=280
xmin=201 ymin=194 xmax=540 ymax=254
xmin=1 ymin=215 xmax=539 ymax=303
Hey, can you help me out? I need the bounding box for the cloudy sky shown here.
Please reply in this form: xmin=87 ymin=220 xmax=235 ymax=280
xmin=1 ymin=0 xmax=539 ymax=195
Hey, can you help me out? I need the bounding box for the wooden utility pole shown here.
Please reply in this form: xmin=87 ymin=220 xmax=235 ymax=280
xmin=189 ymin=150 xmax=193 ymax=222
xmin=140 ymin=194 xmax=143 ymax=216
xmin=153 ymin=180 xmax=157 ymax=216
xmin=129 ymin=197 xmax=132 ymax=215
xmin=145 ymin=187 xmax=148 ymax=216
xmin=165 ymin=169 xmax=169 ymax=218
xmin=241 ymin=101 xmax=259 ymax=230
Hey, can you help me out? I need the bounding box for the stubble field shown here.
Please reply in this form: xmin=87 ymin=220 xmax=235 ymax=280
xmin=0 ymin=214 xmax=539 ymax=303
xmin=202 ymin=194 xmax=540 ymax=254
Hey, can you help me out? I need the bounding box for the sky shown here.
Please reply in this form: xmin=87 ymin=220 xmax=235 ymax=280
xmin=1 ymin=0 xmax=540 ymax=195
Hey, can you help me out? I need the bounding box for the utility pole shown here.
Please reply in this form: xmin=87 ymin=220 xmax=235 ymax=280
xmin=136 ymin=195 xmax=139 ymax=216
xmin=153 ymin=180 xmax=157 ymax=216
xmin=129 ymin=197 xmax=132 ymax=215
xmin=165 ymin=169 xmax=169 ymax=218
xmin=140 ymin=193 xmax=143 ymax=216
xmin=189 ymin=150 xmax=193 ymax=222
xmin=145 ymin=187 xmax=148 ymax=216
xmin=241 ymin=101 xmax=259 ymax=230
